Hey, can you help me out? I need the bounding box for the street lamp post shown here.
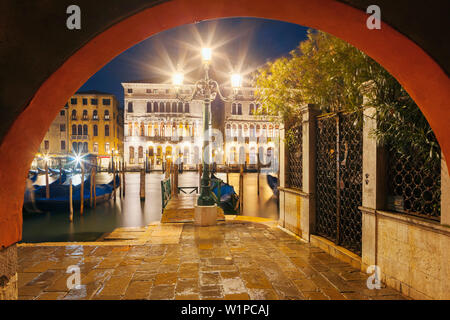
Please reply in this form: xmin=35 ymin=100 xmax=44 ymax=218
xmin=172 ymin=47 xmax=242 ymax=206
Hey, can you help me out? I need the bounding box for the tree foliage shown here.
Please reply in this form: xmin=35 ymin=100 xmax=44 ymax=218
xmin=254 ymin=30 xmax=440 ymax=167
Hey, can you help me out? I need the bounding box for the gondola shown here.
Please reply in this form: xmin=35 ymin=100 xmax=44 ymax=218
xmin=267 ymin=174 xmax=279 ymax=197
xmin=210 ymin=174 xmax=240 ymax=214
xmin=25 ymin=173 xmax=120 ymax=212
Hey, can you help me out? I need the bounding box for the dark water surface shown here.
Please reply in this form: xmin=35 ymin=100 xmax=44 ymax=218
xmin=21 ymin=172 xmax=278 ymax=243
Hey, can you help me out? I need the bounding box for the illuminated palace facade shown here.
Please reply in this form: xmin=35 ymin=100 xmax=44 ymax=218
xmin=223 ymin=87 xmax=280 ymax=169
xmin=122 ymin=81 xmax=204 ymax=170
xmin=122 ymin=81 xmax=279 ymax=170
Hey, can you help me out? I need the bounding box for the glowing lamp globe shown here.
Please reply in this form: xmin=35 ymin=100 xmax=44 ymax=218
xmin=231 ymin=73 xmax=242 ymax=88
xmin=201 ymin=48 xmax=212 ymax=62
xmin=172 ymin=72 xmax=184 ymax=86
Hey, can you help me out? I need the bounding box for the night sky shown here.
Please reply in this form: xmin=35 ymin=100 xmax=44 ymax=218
xmin=78 ymin=18 xmax=310 ymax=108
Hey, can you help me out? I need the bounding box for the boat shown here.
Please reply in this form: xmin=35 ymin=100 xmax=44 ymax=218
xmin=24 ymin=173 xmax=120 ymax=212
xmin=267 ymin=174 xmax=279 ymax=197
xmin=210 ymin=174 xmax=240 ymax=214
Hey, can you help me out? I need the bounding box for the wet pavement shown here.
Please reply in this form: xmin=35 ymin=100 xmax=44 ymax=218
xmin=17 ymin=218 xmax=408 ymax=300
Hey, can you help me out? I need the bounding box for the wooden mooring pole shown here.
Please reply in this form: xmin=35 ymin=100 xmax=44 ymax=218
xmin=113 ymin=163 xmax=117 ymax=201
xmin=122 ymin=162 xmax=126 ymax=198
xmin=45 ymin=162 xmax=50 ymax=199
xmin=140 ymin=168 xmax=145 ymax=200
xmin=93 ymin=166 xmax=97 ymax=207
xmin=89 ymin=167 xmax=94 ymax=207
xmin=257 ymin=158 xmax=260 ymax=196
xmin=69 ymin=177 xmax=73 ymax=222
xmin=198 ymin=163 xmax=202 ymax=192
xmin=226 ymin=162 xmax=229 ymax=184
xmin=239 ymin=164 xmax=244 ymax=215
xmin=80 ymin=164 xmax=84 ymax=215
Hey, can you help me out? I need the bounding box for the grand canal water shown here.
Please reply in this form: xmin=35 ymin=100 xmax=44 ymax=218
xmin=21 ymin=172 xmax=279 ymax=243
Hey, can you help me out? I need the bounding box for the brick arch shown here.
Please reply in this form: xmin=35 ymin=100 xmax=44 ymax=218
xmin=0 ymin=0 xmax=449 ymax=248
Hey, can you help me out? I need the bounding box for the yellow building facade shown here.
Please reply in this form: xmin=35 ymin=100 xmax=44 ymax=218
xmin=67 ymin=91 xmax=123 ymax=168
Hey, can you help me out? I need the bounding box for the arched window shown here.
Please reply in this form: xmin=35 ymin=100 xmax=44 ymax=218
xmin=237 ymin=103 xmax=242 ymax=115
xmin=161 ymin=123 xmax=165 ymax=136
xmin=238 ymin=124 xmax=242 ymax=137
xmin=249 ymin=103 xmax=254 ymax=115
xmin=184 ymin=103 xmax=189 ymax=113
xmin=154 ymin=123 xmax=159 ymax=136
xmin=147 ymin=102 xmax=152 ymax=113
xmin=167 ymin=102 xmax=171 ymax=113
xmin=78 ymin=142 xmax=83 ymax=153
xmin=83 ymin=124 xmax=88 ymax=135
xmin=127 ymin=102 xmax=133 ymax=113
xmin=129 ymin=146 xmax=134 ymax=163
xmin=105 ymin=125 xmax=110 ymax=137
xmin=93 ymin=110 xmax=98 ymax=120
xmin=138 ymin=146 xmax=143 ymax=159
xmin=262 ymin=124 xmax=267 ymax=136
xmin=140 ymin=123 xmax=145 ymax=136
xmin=93 ymin=125 xmax=98 ymax=136
xmin=172 ymin=123 xmax=176 ymax=136
xmin=178 ymin=102 xmax=183 ymax=113
xmin=159 ymin=102 xmax=165 ymax=113
xmin=153 ymin=102 xmax=159 ymax=112
xmin=71 ymin=110 xmax=77 ymax=120
xmin=250 ymin=124 xmax=255 ymax=137
xmin=104 ymin=110 xmax=110 ymax=120
xmin=77 ymin=125 xmax=82 ymax=135
xmin=72 ymin=142 xmax=77 ymax=153
xmin=72 ymin=124 xmax=77 ymax=135
xmin=83 ymin=142 xmax=88 ymax=153
xmin=244 ymin=124 xmax=248 ymax=137
xmin=82 ymin=110 xmax=88 ymax=120
xmin=105 ymin=142 xmax=110 ymax=153
xmin=128 ymin=122 xmax=132 ymax=136
xmin=226 ymin=124 xmax=231 ymax=137
xmin=232 ymin=124 xmax=237 ymax=137
xmin=232 ymin=103 xmax=236 ymax=115
xmin=172 ymin=102 xmax=177 ymax=113
xmin=256 ymin=124 xmax=261 ymax=137
xmin=148 ymin=124 xmax=152 ymax=137
xmin=93 ymin=142 xmax=98 ymax=153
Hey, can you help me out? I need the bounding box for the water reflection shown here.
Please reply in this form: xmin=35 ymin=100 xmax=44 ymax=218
xmin=21 ymin=172 xmax=278 ymax=243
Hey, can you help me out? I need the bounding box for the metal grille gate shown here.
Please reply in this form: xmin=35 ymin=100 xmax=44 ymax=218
xmin=285 ymin=124 xmax=303 ymax=190
xmin=315 ymin=113 xmax=363 ymax=255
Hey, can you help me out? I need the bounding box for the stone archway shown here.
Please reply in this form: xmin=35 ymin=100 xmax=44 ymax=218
xmin=0 ymin=0 xmax=449 ymax=250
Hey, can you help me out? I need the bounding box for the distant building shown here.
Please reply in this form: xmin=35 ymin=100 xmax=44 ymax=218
xmin=122 ymin=81 xmax=204 ymax=170
xmin=122 ymin=81 xmax=279 ymax=170
xmin=68 ymin=91 xmax=123 ymax=169
xmin=223 ymin=87 xmax=280 ymax=169
xmin=33 ymin=91 xmax=123 ymax=169
xmin=36 ymin=106 xmax=70 ymax=167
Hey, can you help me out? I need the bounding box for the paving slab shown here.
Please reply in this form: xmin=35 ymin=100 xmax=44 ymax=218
xmin=17 ymin=219 xmax=410 ymax=300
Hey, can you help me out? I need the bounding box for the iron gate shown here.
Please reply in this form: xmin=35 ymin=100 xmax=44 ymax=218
xmin=315 ymin=113 xmax=363 ymax=255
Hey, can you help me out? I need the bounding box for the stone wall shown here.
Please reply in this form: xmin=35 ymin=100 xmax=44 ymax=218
xmin=361 ymin=209 xmax=450 ymax=299
xmin=0 ymin=244 xmax=18 ymax=300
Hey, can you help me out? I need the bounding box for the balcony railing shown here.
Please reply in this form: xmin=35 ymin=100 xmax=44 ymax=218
xmin=71 ymin=135 xmax=89 ymax=140
xmin=104 ymin=116 xmax=110 ymax=120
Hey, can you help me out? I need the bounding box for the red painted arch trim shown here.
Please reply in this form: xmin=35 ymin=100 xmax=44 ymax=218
xmin=1 ymin=0 xmax=449 ymax=247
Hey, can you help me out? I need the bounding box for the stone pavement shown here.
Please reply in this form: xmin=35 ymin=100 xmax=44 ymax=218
xmin=161 ymin=194 xmax=225 ymax=223
xmin=17 ymin=219 xmax=409 ymax=300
